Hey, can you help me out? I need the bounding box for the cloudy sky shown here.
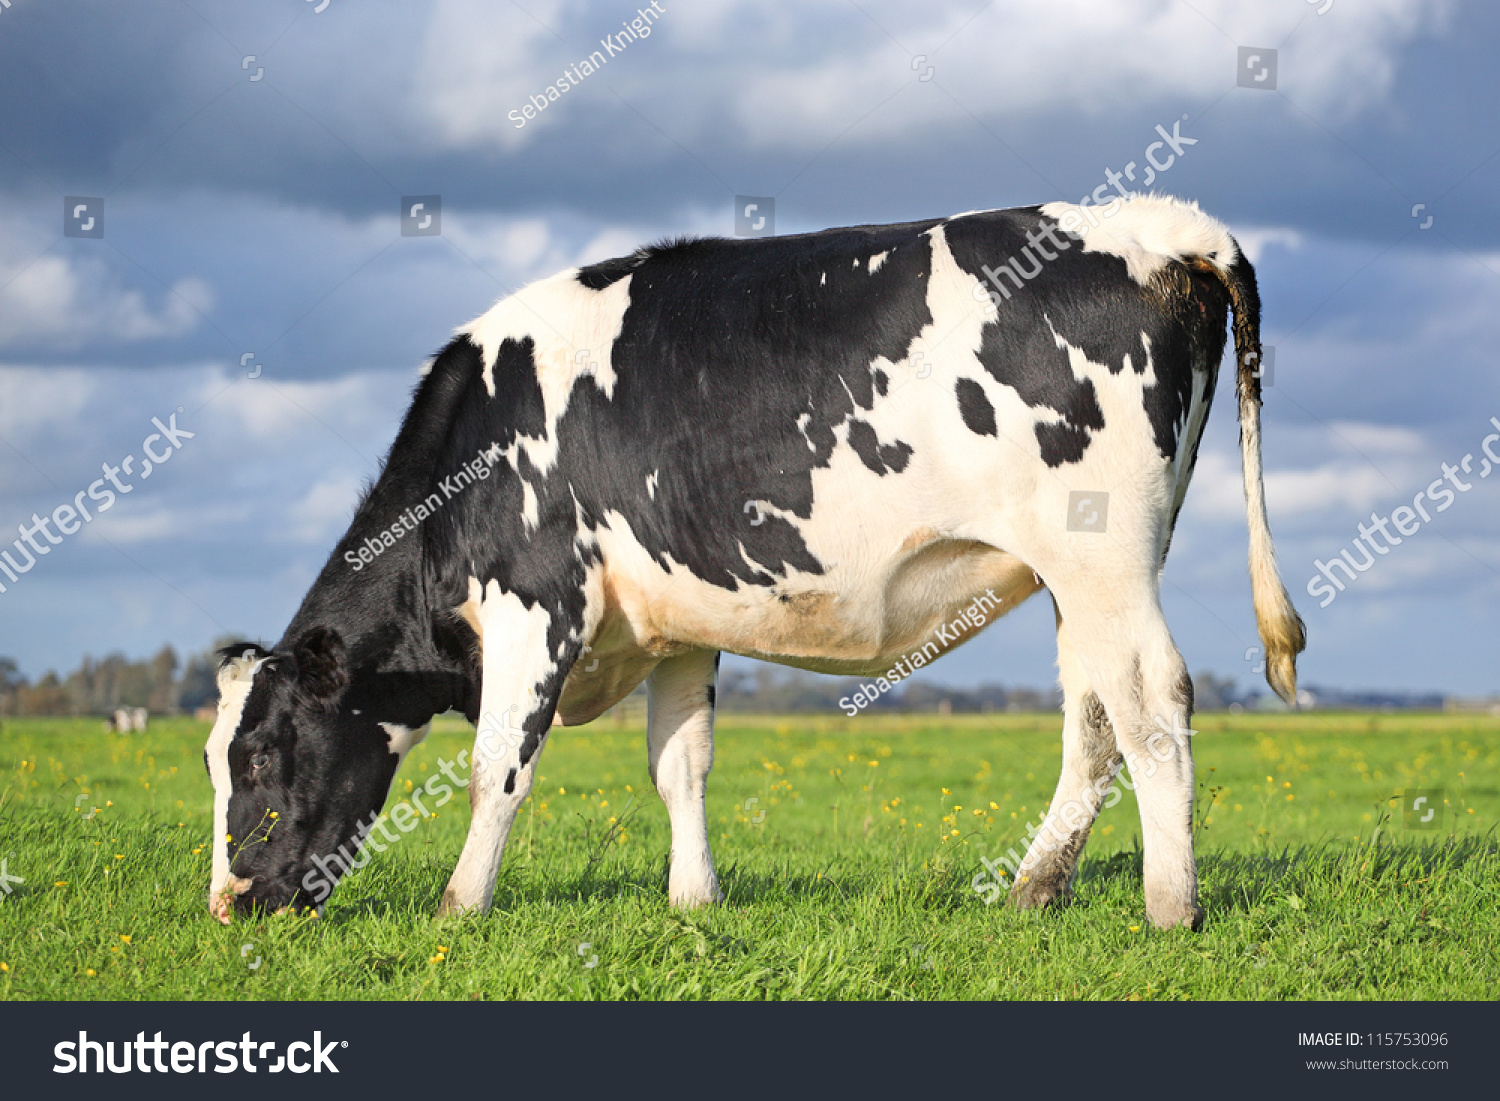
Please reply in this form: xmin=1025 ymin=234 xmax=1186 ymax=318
xmin=1 ymin=0 xmax=1497 ymax=698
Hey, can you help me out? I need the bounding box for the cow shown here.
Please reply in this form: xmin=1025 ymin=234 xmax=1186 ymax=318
xmin=105 ymin=707 xmax=147 ymax=733
xmin=205 ymin=194 xmax=1304 ymax=931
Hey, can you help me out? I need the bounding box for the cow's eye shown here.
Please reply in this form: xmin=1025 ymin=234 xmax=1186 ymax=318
xmin=250 ymin=752 xmax=270 ymax=772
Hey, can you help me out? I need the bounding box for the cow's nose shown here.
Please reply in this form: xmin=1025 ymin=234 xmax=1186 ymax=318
xmin=209 ymin=875 xmax=255 ymax=923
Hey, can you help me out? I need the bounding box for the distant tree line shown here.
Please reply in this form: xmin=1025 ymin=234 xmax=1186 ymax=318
xmin=0 ymin=644 xmax=1459 ymax=719
xmin=0 ymin=641 xmax=230 ymax=718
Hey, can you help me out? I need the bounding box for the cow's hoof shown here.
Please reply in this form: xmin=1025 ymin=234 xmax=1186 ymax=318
xmin=1008 ymin=872 xmax=1072 ymax=912
xmin=668 ymin=883 xmax=723 ymax=909
xmin=434 ymin=889 xmax=482 ymax=918
xmin=1147 ymin=903 xmax=1205 ymax=931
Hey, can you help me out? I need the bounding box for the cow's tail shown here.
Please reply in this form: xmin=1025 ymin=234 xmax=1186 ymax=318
xmin=1212 ymin=248 xmax=1306 ymax=705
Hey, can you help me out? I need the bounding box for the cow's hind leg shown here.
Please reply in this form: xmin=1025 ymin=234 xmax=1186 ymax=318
xmin=1047 ymin=572 xmax=1201 ymax=930
xmin=1011 ymin=601 xmax=1123 ymax=910
xmin=438 ymin=582 xmax=581 ymax=916
xmin=646 ymin=650 xmax=723 ymax=907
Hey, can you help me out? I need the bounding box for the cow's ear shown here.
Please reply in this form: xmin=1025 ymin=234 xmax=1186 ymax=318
xmin=293 ymin=626 xmax=348 ymax=706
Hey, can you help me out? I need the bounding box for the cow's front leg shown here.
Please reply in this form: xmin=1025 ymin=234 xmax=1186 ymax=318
xmin=438 ymin=582 xmax=579 ymax=917
xmin=646 ymin=650 xmax=722 ymax=907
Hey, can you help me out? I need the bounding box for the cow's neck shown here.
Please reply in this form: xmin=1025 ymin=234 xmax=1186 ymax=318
xmin=280 ymin=346 xmax=486 ymax=727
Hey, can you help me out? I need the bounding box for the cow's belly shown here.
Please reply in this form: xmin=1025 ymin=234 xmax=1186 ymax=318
xmin=554 ymin=525 xmax=1043 ymax=725
xmin=740 ymin=543 xmax=1042 ymax=674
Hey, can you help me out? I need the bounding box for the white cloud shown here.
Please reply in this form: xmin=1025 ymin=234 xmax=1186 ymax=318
xmin=442 ymin=211 xmax=679 ymax=306
xmin=445 ymin=215 xmax=589 ymax=291
xmin=283 ymin=474 xmax=364 ymax=545
xmin=79 ymin=501 xmax=254 ymax=547
xmin=1233 ymin=227 xmax=1304 ymax=263
xmin=412 ymin=0 xmax=572 ymax=152
xmin=80 ymin=506 xmax=185 ymax=546
xmin=0 ymin=225 xmax=214 ymax=348
xmin=1187 ymin=419 xmax=1433 ymax=523
xmin=1323 ymin=421 xmax=1426 ymax=457
xmin=1266 ymin=461 xmax=1408 ymax=516
xmin=1321 ymin=534 xmax=1500 ymax=592
xmin=410 ymin=0 xmax=1453 ymax=153
xmin=0 ymin=367 xmax=96 ymax=443
xmin=199 ymin=372 xmax=391 ymax=450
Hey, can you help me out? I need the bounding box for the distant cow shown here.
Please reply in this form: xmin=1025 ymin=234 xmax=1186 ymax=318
xmin=205 ymin=196 xmax=1304 ymax=930
xmin=105 ymin=707 xmax=147 ymax=733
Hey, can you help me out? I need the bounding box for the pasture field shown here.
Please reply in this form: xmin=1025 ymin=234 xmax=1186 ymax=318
xmin=0 ymin=711 xmax=1495 ymax=1000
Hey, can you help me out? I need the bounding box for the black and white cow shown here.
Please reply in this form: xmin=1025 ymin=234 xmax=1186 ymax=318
xmin=206 ymin=195 xmax=1304 ymax=930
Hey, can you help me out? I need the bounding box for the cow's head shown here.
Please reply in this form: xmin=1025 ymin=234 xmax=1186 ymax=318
xmin=204 ymin=628 xmax=403 ymax=923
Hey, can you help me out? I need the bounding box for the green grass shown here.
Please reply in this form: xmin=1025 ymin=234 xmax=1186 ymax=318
xmin=0 ymin=711 xmax=1496 ymax=999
